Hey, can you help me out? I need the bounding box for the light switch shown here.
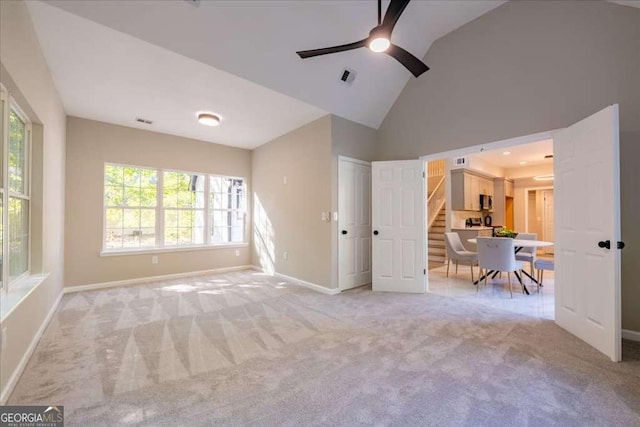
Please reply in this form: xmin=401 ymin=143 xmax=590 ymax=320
xmin=283 ymin=176 xmax=288 ymax=184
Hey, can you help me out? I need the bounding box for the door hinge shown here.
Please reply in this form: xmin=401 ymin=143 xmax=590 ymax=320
xmin=424 ymin=269 xmax=426 ymax=275
xmin=423 ymin=172 xmax=425 ymax=178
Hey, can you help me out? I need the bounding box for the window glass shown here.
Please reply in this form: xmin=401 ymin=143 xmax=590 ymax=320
xmin=104 ymin=164 xmax=157 ymax=249
xmin=210 ymin=177 xmax=245 ymax=244
xmin=8 ymin=196 xmax=28 ymax=280
xmin=163 ymin=172 xmax=205 ymax=246
xmin=9 ymin=111 xmax=27 ymax=194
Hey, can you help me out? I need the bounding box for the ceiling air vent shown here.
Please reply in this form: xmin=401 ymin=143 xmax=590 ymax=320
xmin=184 ymin=0 xmax=200 ymax=6
xmin=135 ymin=117 xmax=153 ymax=125
xmin=339 ymin=68 xmax=357 ymax=86
xmin=453 ymin=156 xmax=467 ymax=166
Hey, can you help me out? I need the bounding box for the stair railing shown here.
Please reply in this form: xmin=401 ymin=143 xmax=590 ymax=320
xmin=427 ymin=175 xmax=446 ymax=230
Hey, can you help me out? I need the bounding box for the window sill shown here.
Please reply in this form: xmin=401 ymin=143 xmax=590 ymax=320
xmin=100 ymin=243 xmax=249 ymax=257
xmin=1 ymin=273 xmax=50 ymax=322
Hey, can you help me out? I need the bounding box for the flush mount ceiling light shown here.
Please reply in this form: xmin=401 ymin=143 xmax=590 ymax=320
xmin=534 ymin=175 xmax=554 ymax=181
xmin=503 ymin=151 xmax=511 ymax=155
xmin=197 ymin=113 xmax=220 ymax=127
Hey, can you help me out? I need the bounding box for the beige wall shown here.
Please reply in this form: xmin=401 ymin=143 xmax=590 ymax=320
xmin=0 ymin=0 xmax=67 ymax=399
xmin=65 ymin=117 xmax=252 ymax=287
xmin=251 ymin=115 xmax=333 ymax=287
xmin=377 ymin=0 xmax=640 ymax=331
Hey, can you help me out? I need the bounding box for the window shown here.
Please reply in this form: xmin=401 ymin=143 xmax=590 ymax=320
xmin=1 ymin=88 xmax=32 ymax=289
xmin=210 ymin=176 xmax=245 ymax=244
xmin=163 ymin=171 xmax=205 ymax=246
xmin=103 ymin=163 xmax=246 ymax=252
xmin=104 ymin=165 xmax=157 ymax=249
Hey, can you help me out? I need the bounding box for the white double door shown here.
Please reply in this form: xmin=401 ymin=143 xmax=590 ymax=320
xmin=338 ymin=158 xmax=372 ymax=290
xmin=363 ymin=105 xmax=622 ymax=363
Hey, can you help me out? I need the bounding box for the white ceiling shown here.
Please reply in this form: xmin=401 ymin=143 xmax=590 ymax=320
xmin=26 ymin=1 xmax=328 ymax=149
xmin=471 ymin=139 xmax=554 ymax=169
xmin=608 ymin=1 xmax=640 ymax=9
xmin=35 ymin=0 xmax=505 ymax=140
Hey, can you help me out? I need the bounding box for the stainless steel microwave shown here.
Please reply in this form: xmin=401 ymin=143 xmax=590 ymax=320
xmin=479 ymin=194 xmax=493 ymax=211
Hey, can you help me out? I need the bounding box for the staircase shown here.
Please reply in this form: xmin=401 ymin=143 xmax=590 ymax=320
xmin=428 ymin=204 xmax=447 ymax=265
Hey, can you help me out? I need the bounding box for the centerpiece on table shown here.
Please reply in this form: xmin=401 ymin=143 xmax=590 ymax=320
xmin=494 ymin=228 xmax=518 ymax=238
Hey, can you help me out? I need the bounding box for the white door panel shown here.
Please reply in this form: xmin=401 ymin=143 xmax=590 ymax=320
xmin=554 ymin=104 xmax=621 ymax=362
xmin=338 ymin=158 xmax=372 ymax=290
xmin=372 ymin=160 xmax=425 ymax=293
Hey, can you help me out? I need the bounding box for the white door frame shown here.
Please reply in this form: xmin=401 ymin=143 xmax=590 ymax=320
xmin=337 ymin=156 xmax=372 ymax=291
xmin=422 ymin=130 xmax=560 ymax=276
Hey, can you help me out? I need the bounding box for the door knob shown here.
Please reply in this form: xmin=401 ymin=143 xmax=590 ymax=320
xmin=598 ymin=240 xmax=611 ymax=249
xmin=341 ymin=230 xmax=347 ymax=235
xmin=618 ymin=241 xmax=626 ymax=250
xmin=373 ymin=230 xmax=379 ymax=235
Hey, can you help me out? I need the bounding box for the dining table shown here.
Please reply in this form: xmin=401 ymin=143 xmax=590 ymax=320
xmin=468 ymin=238 xmax=554 ymax=295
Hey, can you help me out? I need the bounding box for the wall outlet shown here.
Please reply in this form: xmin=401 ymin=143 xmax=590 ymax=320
xmin=283 ymin=251 xmax=288 ymax=260
xmin=151 ymin=256 xmax=158 ymax=264
xmin=283 ymin=176 xmax=288 ymax=185
xmin=235 ymin=249 xmax=240 ymax=257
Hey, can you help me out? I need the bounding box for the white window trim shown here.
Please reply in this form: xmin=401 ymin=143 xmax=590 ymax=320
xmin=102 ymin=162 xmax=248 ymax=254
xmin=1 ymin=87 xmax=33 ymax=292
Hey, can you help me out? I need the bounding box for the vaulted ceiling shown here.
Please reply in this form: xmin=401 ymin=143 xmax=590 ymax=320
xmin=30 ymin=0 xmax=506 ymax=148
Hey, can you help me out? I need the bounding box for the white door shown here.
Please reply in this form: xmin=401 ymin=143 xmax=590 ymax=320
xmin=542 ymin=190 xmax=554 ymax=254
xmin=372 ymin=160 xmax=426 ymax=293
xmin=338 ymin=157 xmax=372 ymax=290
xmin=554 ymin=104 xmax=621 ymax=362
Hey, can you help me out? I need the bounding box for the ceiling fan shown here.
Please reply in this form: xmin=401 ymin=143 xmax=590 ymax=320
xmin=296 ymin=0 xmax=429 ymax=78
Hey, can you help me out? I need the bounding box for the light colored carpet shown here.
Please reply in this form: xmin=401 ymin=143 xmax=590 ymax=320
xmin=8 ymin=270 xmax=640 ymax=426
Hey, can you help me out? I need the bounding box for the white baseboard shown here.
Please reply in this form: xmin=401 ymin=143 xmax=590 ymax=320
xmin=275 ymin=272 xmax=340 ymax=295
xmin=622 ymin=329 xmax=640 ymax=342
xmin=64 ymin=265 xmax=254 ymax=294
xmin=0 ymin=291 xmax=63 ymax=405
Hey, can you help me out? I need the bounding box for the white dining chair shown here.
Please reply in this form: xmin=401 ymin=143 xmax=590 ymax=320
xmin=534 ymin=258 xmax=554 ymax=293
xmin=476 ymin=237 xmax=526 ymax=298
xmin=515 ymin=233 xmax=537 ymax=277
xmin=444 ymin=232 xmax=478 ymax=282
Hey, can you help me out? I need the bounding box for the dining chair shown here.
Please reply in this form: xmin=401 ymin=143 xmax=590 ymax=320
xmin=444 ymin=232 xmax=478 ymax=282
xmin=515 ymin=233 xmax=537 ymax=278
xmin=476 ymin=237 xmax=525 ymax=298
xmin=533 ymin=258 xmax=554 ymax=293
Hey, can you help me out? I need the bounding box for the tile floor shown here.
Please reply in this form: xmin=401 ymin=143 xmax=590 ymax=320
xmin=429 ymin=263 xmax=555 ymax=320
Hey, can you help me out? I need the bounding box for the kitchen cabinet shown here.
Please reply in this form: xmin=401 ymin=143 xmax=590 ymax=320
xmin=451 ymin=170 xmax=494 ymax=211
xmin=505 ymin=179 xmax=514 ymax=198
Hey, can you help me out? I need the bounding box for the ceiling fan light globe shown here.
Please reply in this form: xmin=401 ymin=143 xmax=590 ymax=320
xmin=369 ymin=37 xmax=390 ymax=53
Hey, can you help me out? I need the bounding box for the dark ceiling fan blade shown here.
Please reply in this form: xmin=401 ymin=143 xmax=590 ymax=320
xmin=381 ymin=0 xmax=411 ymax=34
xmin=385 ymin=44 xmax=429 ymax=77
xmin=297 ymin=39 xmax=368 ymax=59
